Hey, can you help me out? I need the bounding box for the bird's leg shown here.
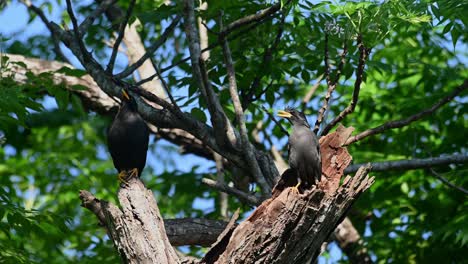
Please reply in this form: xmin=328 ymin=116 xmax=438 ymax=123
xmin=118 ymin=170 xmax=129 ymax=184
xmin=291 ymin=179 xmax=301 ymax=194
xmin=129 ymin=168 xmax=139 ymax=179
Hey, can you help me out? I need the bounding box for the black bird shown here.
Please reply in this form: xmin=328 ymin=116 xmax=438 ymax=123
xmin=107 ymin=89 xmax=149 ymax=182
xmin=277 ymin=107 xmax=321 ymax=191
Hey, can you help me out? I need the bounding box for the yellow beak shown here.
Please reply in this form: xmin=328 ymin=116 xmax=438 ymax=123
xmin=277 ymin=110 xmax=292 ymax=118
xmin=122 ymin=89 xmax=130 ymax=100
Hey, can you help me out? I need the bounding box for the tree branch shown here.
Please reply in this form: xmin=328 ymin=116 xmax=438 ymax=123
xmin=202 ymin=178 xmax=260 ymax=205
xmin=79 ymin=178 xmax=179 ymax=263
xmin=345 ymin=79 xmax=468 ymax=145
xmin=321 ymin=35 xmax=371 ymax=135
xmin=183 ymin=0 xmax=238 ymax=150
xmin=106 ymin=0 xmax=136 ymax=73
xmin=79 ymin=0 xmax=117 ymax=33
xmin=314 ymin=35 xmax=349 ymax=134
xmin=219 ymin=0 xmax=290 ymax=37
xmin=116 ymin=15 xmax=182 ymax=80
xmin=301 ymin=73 xmax=324 ymax=111
xmin=430 ymin=168 xmax=468 ymax=195
xmin=241 ymin=12 xmax=285 ymax=110
xmin=220 ymin=14 xmax=270 ymax=194
xmin=345 ymin=153 xmax=468 ymax=174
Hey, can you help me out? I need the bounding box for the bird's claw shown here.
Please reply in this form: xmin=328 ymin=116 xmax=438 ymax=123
xmin=291 ymin=181 xmax=301 ymax=194
xmin=118 ymin=171 xmax=129 ymax=185
xmin=129 ymin=168 xmax=139 ymax=178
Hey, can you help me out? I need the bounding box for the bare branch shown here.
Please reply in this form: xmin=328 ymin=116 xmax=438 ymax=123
xmin=202 ymin=178 xmax=260 ymax=205
xmin=219 ymin=0 xmax=290 ymax=37
xmin=20 ymin=1 xmax=68 ymax=62
xmin=260 ymin=105 xmax=289 ymax=136
xmin=65 ymin=0 xmax=92 ymax=65
xmin=106 ymin=0 xmax=136 ymax=73
xmin=321 ymin=35 xmax=371 ymax=136
xmin=334 ymin=218 xmax=373 ymax=264
xmin=214 ymin=152 xmax=229 ymax=218
xmin=345 ymin=153 xmax=468 ymax=174
xmin=242 ymin=12 xmax=285 ymax=109
xmin=301 ymin=73 xmax=324 ymax=111
xmin=149 ymin=58 xmax=179 ymax=108
xmin=346 ymin=79 xmax=468 ymax=145
xmin=80 ymin=0 xmax=117 ymax=33
xmin=160 ymin=1 xmax=287 ymax=74
xmin=115 ymin=15 xmax=182 ymax=79
xmin=183 ymin=0 xmax=238 ymax=149
xmin=315 ymin=35 xmax=351 ymax=134
xmin=220 ymin=13 xmax=270 ymax=194
xmin=430 ymin=168 xmax=468 ymax=195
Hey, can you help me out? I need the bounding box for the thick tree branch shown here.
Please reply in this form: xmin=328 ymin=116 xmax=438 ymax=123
xmin=79 ymin=178 xmax=179 ymax=263
xmin=321 ymin=35 xmax=371 ymax=135
xmin=345 ymin=79 xmax=468 ymax=145
xmin=183 ymin=0 xmax=238 ymax=150
xmin=345 ymin=153 xmax=468 ymax=173
xmin=79 ymin=192 xmax=229 ymax=246
xmin=220 ymin=14 xmax=270 ymax=194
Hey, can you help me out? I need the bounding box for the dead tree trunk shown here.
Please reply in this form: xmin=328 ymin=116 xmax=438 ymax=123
xmin=79 ymin=179 xmax=179 ymax=264
xmin=79 ymin=126 xmax=373 ymax=263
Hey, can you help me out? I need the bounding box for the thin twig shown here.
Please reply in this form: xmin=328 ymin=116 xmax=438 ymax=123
xmin=20 ymin=1 xmax=68 ymax=62
xmin=321 ymin=35 xmax=371 ymax=136
xmin=106 ymin=0 xmax=136 ymax=73
xmin=430 ymin=168 xmax=468 ymax=195
xmin=345 ymin=153 xmax=468 ymax=173
xmin=313 ymin=33 xmax=332 ymax=134
xmin=260 ymin=105 xmax=289 ymax=136
xmin=220 ymin=13 xmax=270 ymax=194
xmin=301 ymin=73 xmax=324 ymax=112
xmin=345 ymin=79 xmax=468 ymax=145
xmin=150 ymin=58 xmax=179 ymax=108
xmin=219 ymin=0 xmax=291 ymax=37
xmin=66 ymin=0 xmax=94 ymax=65
xmin=202 ymin=178 xmax=260 ymax=205
xmin=80 ymin=0 xmax=117 ymax=33
xmin=242 ymin=11 xmax=286 ymax=109
xmin=116 ymin=15 xmax=182 ymax=79
xmin=314 ymin=35 xmax=350 ymax=134
xmin=214 ymin=152 xmax=229 ymax=218
xmin=159 ymin=3 xmax=285 ymax=75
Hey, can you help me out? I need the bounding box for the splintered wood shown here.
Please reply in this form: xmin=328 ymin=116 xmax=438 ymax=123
xmin=203 ymin=125 xmax=374 ymax=264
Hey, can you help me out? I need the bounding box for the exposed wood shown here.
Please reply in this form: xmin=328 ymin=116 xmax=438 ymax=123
xmin=203 ymin=127 xmax=374 ymax=263
xmin=79 ymin=178 xmax=179 ymax=264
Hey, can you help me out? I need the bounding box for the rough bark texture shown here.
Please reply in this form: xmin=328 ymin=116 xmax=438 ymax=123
xmin=202 ymin=126 xmax=374 ymax=264
xmin=80 ymin=178 xmax=179 ymax=264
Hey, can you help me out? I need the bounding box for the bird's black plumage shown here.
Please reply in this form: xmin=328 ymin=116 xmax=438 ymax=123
xmin=107 ymin=89 xmax=149 ymax=180
xmin=278 ymin=107 xmax=321 ymax=190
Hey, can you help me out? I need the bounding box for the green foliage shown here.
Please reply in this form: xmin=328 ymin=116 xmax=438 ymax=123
xmin=0 ymin=0 xmax=467 ymax=263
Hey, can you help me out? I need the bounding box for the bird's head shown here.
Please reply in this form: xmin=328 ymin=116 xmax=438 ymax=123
xmin=277 ymin=106 xmax=310 ymax=128
xmin=121 ymin=88 xmax=138 ymax=111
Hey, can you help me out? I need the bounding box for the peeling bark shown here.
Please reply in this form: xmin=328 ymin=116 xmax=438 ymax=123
xmin=202 ymin=127 xmax=374 ymax=263
xmin=80 ymin=178 xmax=179 ymax=264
